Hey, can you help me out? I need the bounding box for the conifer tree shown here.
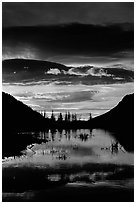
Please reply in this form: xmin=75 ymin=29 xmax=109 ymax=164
xmin=74 ymin=113 xmax=77 ymax=121
xmin=89 ymin=113 xmax=92 ymax=121
xmin=43 ymin=111 xmax=46 ymax=118
xmin=58 ymin=112 xmax=63 ymax=122
xmin=65 ymin=112 xmax=68 ymax=122
xmin=72 ymin=113 xmax=75 ymax=121
xmin=68 ymin=111 xmax=71 ymax=122
xmin=51 ymin=110 xmax=56 ymax=122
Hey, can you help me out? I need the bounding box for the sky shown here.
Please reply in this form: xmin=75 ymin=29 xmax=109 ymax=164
xmin=2 ymin=2 xmax=134 ymax=118
xmin=2 ymin=2 xmax=134 ymax=68
xmin=2 ymin=2 xmax=134 ymax=27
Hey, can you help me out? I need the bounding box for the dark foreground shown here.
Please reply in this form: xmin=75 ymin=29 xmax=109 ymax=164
xmin=3 ymin=183 xmax=134 ymax=202
xmin=3 ymin=163 xmax=134 ymax=202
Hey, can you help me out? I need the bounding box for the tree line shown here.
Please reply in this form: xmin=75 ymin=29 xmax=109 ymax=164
xmin=39 ymin=110 xmax=92 ymax=122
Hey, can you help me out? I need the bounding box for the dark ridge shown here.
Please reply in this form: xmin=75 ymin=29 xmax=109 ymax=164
xmin=2 ymin=92 xmax=48 ymax=157
xmin=3 ymin=22 xmax=134 ymax=30
xmin=2 ymin=58 xmax=69 ymax=73
xmin=2 ymin=92 xmax=48 ymax=132
xmin=92 ymin=93 xmax=134 ymax=151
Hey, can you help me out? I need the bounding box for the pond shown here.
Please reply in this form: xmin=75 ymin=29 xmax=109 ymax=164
xmin=2 ymin=129 xmax=134 ymax=202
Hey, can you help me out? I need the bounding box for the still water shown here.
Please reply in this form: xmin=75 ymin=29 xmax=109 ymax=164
xmin=2 ymin=129 xmax=134 ymax=201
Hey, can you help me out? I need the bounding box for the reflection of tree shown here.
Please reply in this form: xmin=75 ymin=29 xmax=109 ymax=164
xmin=110 ymin=141 xmax=119 ymax=154
xmin=79 ymin=133 xmax=89 ymax=142
xmin=39 ymin=131 xmax=46 ymax=139
xmin=72 ymin=129 xmax=77 ymax=138
xmin=67 ymin=129 xmax=71 ymax=140
xmin=59 ymin=129 xmax=63 ymax=135
xmin=89 ymin=129 xmax=93 ymax=137
xmin=56 ymin=153 xmax=67 ymax=160
xmin=65 ymin=129 xmax=70 ymax=140
xmin=58 ymin=129 xmax=63 ymax=141
xmin=50 ymin=129 xmax=56 ymax=141
xmin=101 ymin=141 xmax=125 ymax=155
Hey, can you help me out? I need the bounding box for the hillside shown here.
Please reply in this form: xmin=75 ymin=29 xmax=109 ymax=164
xmin=2 ymin=92 xmax=48 ymax=157
xmin=2 ymin=92 xmax=48 ymax=132
xmin=92 ymin=94 xmax=134 ymax=151
xmin=2 ymin=58 xmax=68 ymax=72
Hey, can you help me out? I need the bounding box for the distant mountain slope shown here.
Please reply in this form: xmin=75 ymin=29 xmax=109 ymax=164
xmin=2 ymin=58 xmax=68 ymax=72
xmin=2 ymin=58 xmax=69 ymax=83
xmin=2 ymin=92 xmax=47 ymax=132
xmin=2 ymin=92 xmax=49 ymax=157
xmin=92 ymin=93 xmax=134 ymax=151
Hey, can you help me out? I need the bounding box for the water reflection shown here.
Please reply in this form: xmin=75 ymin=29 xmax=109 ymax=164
xmin=2 ymin=129 xmax=134 ymax=201
xmin=2 ymin=129 xmax=133 ymax=166
xmin=101 ymin=141 xmax=126 ymax=156
xmin=37 ymin=129 xmax=93 ymax=143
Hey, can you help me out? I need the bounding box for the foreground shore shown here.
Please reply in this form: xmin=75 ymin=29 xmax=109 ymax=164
xmin=3 ymin=180 xmax=134 ymax=202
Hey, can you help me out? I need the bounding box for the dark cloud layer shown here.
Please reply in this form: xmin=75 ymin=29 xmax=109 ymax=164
xmin=2 ymin=3 xmax=134 ymax=67
xmin=3 ymin=23 xmax=134 ymax=61
xmin=3 ymin=2 xmax=134 ymax=27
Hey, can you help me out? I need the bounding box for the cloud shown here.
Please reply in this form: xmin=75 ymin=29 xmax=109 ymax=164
xmin=46 ymin=68 xmax=61 ymax=75
xmin=2 ymin=23 xmax=134 ymax=65
xmin=3 ymin=2 xmax=134 ymax=27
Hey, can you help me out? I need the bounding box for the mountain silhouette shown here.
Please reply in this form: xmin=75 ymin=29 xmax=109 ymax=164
xmin=2 ymin=58 xmax=68 ymax=73
xmin=2 ymin=92 xmax=47 ymax=132
xmin=2 ymin=58 xmax=133 ymax=84
xmin=2 ymin=92 xmax=48 ymax=157
xmin=2 ymin=58 xmax=69 ymax=82
xmin=92 ymin=93 xmax=134 ymax=151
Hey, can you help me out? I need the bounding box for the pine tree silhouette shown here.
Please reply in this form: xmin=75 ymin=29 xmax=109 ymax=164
xmin=67 ymin=111 xmax=71 ymax=122
xmin=72 ymin=113 xmax=75 ymax=121
xmin=89 ymin=113 xmax=92 ymax=121
xmin=74 ymin=113 xmax=77 ymax=121
xmin=72 ymin=113 xmax=77 ymax=121
xmin=58 ymin=112 xmax=63 ymax=122
xmin=65 ymin=112 xmax=68 ymax=122
xmin=43 ymin=111 xmax=46 ymax=118
xmin=51 ymin=110 xmax=56 ymax=122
